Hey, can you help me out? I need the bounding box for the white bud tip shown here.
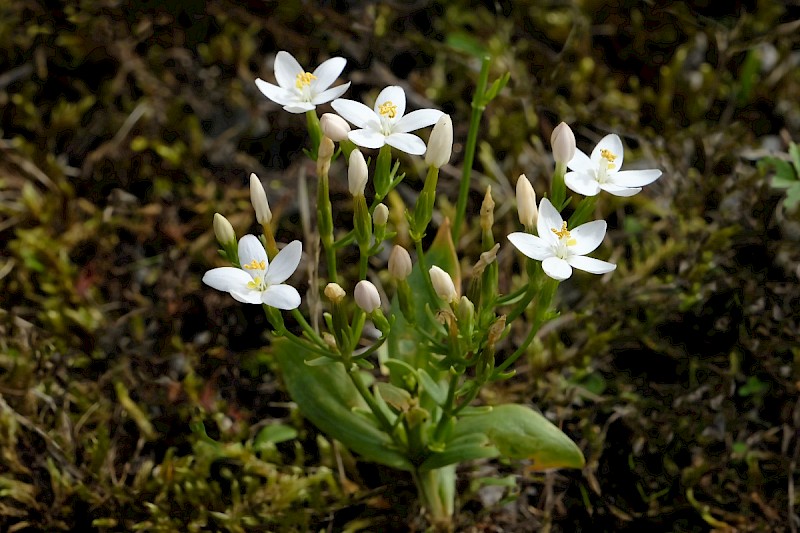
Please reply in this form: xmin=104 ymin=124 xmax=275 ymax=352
xmin=425 ymin=114 xmax=453 ymax=168
xmin=249 ymin=173 xmax=272 ymax=224
xmin=354 ymin=280 xmax=381 ymax=313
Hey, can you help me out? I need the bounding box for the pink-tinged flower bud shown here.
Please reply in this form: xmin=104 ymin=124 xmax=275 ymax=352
xmin=429 ymin=265 xmax=457 ymax=303
xmin=348 ymin=149 xmax=368 ymax=196
xmin=324 ymin=282 xmax=345 ymax=303
xmin=213 ymin=213 xmax=236 ymax=247
xmin=551 ymin=122 xmax=576 ymax=165
xmin=250 ymin=173 xmax=272 ymax=224
xmin=373 ymin=203 xmax=389 ymax=226
xmin=320 ymin=113 xmax=351 ymax=142
xmin=388 ymin=245 xmax=412 ymax=280
xmin=354 ymin=280 xmax=381 ymax=313
xmin=516 ymin=174 xmax=537 ymax=228
xmin=424 ymin=114 xmax=453 ymax=168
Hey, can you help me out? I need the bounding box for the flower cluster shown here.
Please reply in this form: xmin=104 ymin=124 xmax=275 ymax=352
xmin=202 ymin=50 xmax=665 ymax=528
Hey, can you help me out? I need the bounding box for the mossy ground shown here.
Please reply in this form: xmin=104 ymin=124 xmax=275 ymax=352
xmin=1 ymin=1 xmax=799 ymax=531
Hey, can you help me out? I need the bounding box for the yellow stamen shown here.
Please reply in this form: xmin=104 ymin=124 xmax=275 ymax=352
xmin=601 ymin=149 xmax=617 ymax=170
xmin=552 ymin=222 xmax=577 ymax=246
xmin=295 ymin=72 xmax=316 ymax=88
xmin=379 ymin=101 xmax=397 ymax=118
xmin=247 ymin=277 xmax=263 ymax=289
xmin=243 ymin=259 xmax=266 ymax=270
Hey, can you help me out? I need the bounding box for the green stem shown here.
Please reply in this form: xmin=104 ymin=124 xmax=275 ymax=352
xmin=346 ymin=364 xmax=394 ymax=435
xmin=493 ymin=277 xmax=558 ymax=378
xmin=452 ymin=56 xmax=491 ymax=244
xmin=291 ymin=309 xmax=325 ymax=348
xmin=415 ymin=238 xmax=440 ymax=308
xmin=568 ymin=195 xmax=598 ymax=227
xmin=412 ymin=466 xmax=455 ymax=531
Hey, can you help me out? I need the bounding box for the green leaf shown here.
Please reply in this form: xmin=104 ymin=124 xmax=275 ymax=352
xmin=784 ymin=183 xmax=800 ymax=211
xmin=254 ymin=424 xmax=297 ymax=447
xmin=274 ymin=339 xmax=412 ymax=470
xmin=420 ymin=433 xmax=497 ymax=470
xmin=445 ymin=32 xmax=488 ymax=58
xmin=447 ymin=404 xmax=583 ymax=470
xmin=789 ymin=142 xmax=800 ymax=173
xmin=417 ymin=368 xmax=447 ymax=406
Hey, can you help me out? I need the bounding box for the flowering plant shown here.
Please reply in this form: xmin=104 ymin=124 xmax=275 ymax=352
xmin=204 ymin=52 xmax=662 ymax=529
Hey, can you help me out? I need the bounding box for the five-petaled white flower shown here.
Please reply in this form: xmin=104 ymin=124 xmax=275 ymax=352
xmin=507 ymin=198 xmax=616 ymax=281
xmin=255 ymin=51 xmax=350 ymax=113
xmin=331 ymin=86 xmax=443 ymax=155
xmin=565 ymin=134 xmax=662 ymax=197
xmin=203 ymin=235 xmax=302 ymax=309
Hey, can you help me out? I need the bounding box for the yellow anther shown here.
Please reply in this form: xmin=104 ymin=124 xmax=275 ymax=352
xmin=247 ymin=277 xmax=263 ymax=289
xmin=552 ymin=222 xmax=577 ymax=246
xmin=601 ymin=149 xmax=617 ymax=169
xmin=379 ymin=101 xmax=397 ymax=118
xmin=295 ymin=72 xmax=316 ymax=88
xmin=243 ymin=259 xmax=266 ymax=270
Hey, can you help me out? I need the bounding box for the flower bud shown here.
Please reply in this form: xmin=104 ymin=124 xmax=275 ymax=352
xmin=324 ymin=283 xmax=345 ymax=303
xmin=348 ymin=149 xmax=368 ymax=196
xmin=388 ymin=245 xmax=412 ymax=280
xmin=213 ymin=213 xmax=236 ymax=247
xmin=480 ymin=186 xmax=494 ymax=233
xmin=250 ymin=173 xmax=272 ymax=224
xmin=354 ymin=280 xmax=381 ymax=313
xmin=425 ymin=114 xmax=453 ymax=168
xmin=516 ymin=174 xmax=537 ymax=228
xmin=320 ymin=113 xmax=351 ymax=142
xmin=551 ymin=122 xmax=576 ymax=165
xmin=318 ymin=136 xmax=335 ymax=161
xmin=429 ymin=266 xmax=457 ymax=303
xmin=373 ymin=203 xmax=389 ymax=226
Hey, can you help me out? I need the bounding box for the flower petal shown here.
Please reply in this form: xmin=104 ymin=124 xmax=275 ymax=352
xmin=599 ymin=183 xmax=641 ymax=197
xmin=312 ymin=82 xmax=351 ymax=105
xmin=385 ymin=132 xmax=426 ymax=155
xmin=202 ymin=267 xmax=251 ymax=293
xmin=536 ymin=198 xmax=563 ymax=246
xmin=265 ymin=240 xmax=302 ymax=285
xmin=231 ymin=289 xmax=265 ymax=305
xmin=566 ymin=148 xmax=593 ymax=173
xmin=255 ymin=79 xmax=295 ymax=106
xmin=393 ymin=109 xmax=444 ymax=134
xmin=274 ymin=51 xmax=304 ymax=90
xmin=611 ymin=169 xmax=662 ymax=187
xmin=283 ymin=102 xmax=315 ymax=113
xmin=590 ymin=134 xmax=624 ymax=172
xmin=565 ymin=172 xmax=602 ymax=197
xmin=568 ymin=220 xmax=607 ymax=255
xmin=311 ymin=57 xmax=346 ymax=92
xmin=262 ymin=284 xmax=302 ymax=310
xmin=238 ymin=234 xmax=269 ymax=279
xmin=349 ymin=128 xmax=387 ymax=149
xmin=508 ymin=232 xmax=552 ymax=261
xmin=542 ymin=257 xmax=572 ymax=280
xmin=567 ymin=255 xmax=616 ymax=275
xmin=374 ymin=86 xmax=406 ymax=120
xmin=331 ymin=99 xmax=377 ymax=129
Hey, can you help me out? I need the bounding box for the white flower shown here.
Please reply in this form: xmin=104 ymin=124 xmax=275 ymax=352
xmin=255 ymin=51 xmax=350 ymax=114
xmin=203 ymin=235 xmax=302 ymax=309
xmin=565 ymin=134 xmax=662 ymax=197
xmin=507 ymin=198 xmax=615 ymax=281
xmin=331 ymin=86 xmax=443 ymax=155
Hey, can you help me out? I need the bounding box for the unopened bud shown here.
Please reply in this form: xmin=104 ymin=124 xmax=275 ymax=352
xmin=318 ymin=136 xmax=335 ymax=161
xmin=472 ymin=243 xmax=500 ymax=277
xmin=373 ymin=203 xmax=389 ymax=226
xmin=213 ymin=213 xmax=236 ymax=247
xmin=354 ymin=280 xmax=381 ymax=313
xmin=322 ymin=332 xmax=338 ymax=349
xmin=516 ymin=174 xmax=537 ymax=228
xmin=320 ymin=113 xmax=351 ymax=142
xmin=348 ymin=149 xmax=368 ymax=196
xmin=425 ymin=114 xmax=453 ymax=168
xmin=388 ymin=245 xmax=412 ymax=280
xmin=324 ymin=283 xmax=345 ymax=303
xmin=429 ymin=266 xmax=457 ymax=303
xmin=480 ymin=186 xmax=494 ymax=232
xmin=250 ymin=173 xmax=272 ymax=224
xmin=551 ymin=122 xmax=576 ymax=165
